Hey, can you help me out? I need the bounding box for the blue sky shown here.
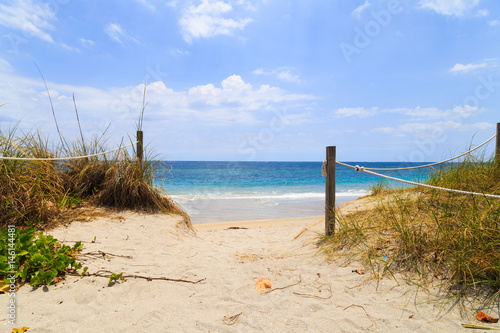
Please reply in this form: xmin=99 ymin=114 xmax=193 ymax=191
xmin=0 ymin=0 xmax=499 ymax=162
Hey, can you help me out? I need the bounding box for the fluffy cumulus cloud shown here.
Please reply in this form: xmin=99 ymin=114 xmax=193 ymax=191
xmin=0 ymin=72 xmax=316 ymax=140
xmin=179 ymin=0 xmax=253 ymax=43
xmin=0 ymin=0 xmax=56 ymax=42
xmin=419 ymin=0 xmax=481 ymax=17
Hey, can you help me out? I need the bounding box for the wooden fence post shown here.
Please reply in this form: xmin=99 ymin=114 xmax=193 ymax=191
xmin=137 ymin=130 xmax=143 ymax=169
xmin=325 ymin=146 xmax=336 ymax=236
xmin=496 ymin=123 xmax=500 ymax=164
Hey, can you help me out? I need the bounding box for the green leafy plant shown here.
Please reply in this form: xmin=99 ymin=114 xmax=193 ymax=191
xmin=57 ymin=192 xmax=83 ymax=209
xmin=108 ymin=272 xmax=124 ymax=285
xmin=0 ymin=227 xmax=86 ymax=286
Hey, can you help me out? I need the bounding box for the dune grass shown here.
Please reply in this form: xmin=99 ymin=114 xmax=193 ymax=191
xmin=0 ymin=125 xmax=189 ymax=230
xmin=321 ymin=153 xmax=500 ymax=300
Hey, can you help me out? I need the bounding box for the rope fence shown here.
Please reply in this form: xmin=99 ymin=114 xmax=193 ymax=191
xmin=336 ymin=161 xmax=500 ymax=199
xmin=324 ymin=124 xmax=500 ymax=236
xmin=0 ymin=141 xmax=138 ymax=161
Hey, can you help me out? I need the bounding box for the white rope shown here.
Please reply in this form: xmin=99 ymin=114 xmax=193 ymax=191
xmin=0 ymin=141 xmax=138 ymax=161
xmin=361 ymin=134 xmax=497 ymax=171
xmin=336 ymin=161 xmax=366 ymax=171
xmin=336 ymin=161 xmax=500 ymax=199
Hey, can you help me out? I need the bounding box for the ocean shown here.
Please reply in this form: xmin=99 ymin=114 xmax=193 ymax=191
xmin=154 ymin=161 xmax=437 ymax=224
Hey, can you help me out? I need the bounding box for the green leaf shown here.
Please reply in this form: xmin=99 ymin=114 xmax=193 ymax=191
xmin=31 ymin=253 xmax=44 ymax=263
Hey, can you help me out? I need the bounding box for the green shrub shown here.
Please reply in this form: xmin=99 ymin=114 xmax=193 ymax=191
xmin=0 ymin=227 xmax=85 ymax=286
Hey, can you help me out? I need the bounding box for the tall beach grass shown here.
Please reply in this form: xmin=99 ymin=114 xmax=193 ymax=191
xmin=321 ymin=152 xmax=500 ymax=301
xmin=0 ymin=125 xmax=189 ymax=230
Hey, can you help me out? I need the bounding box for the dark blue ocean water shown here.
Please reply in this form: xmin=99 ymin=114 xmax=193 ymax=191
xmin=154 ymin=161 xmax=438 ymax=223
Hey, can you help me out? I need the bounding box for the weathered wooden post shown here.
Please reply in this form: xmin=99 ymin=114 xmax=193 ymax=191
xmin=496 ymin=123 xmax=500 ymax=164
xmin=137 ymin=130 xmax=143 ymax=169
xmin=325 ymin=146 xmax=336 ymax=236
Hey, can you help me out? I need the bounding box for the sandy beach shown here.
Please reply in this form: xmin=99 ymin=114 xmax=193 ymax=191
xmin=3 ymin=199 xmax=472 ymax=332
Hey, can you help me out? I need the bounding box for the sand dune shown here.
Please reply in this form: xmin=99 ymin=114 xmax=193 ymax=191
xmin=5 ymin=206 xmax=468 ymax=332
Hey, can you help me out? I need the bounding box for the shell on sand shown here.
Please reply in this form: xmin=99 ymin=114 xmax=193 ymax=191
xmin=255 ymin=278 xmax=272 ymax=291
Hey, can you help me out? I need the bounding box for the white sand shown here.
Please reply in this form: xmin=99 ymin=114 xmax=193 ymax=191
xmin=3 ymin=201 xmax=472 ymax=332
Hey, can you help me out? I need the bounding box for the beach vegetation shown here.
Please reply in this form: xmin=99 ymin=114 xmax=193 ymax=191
xmin=0 ymin=84 xmax=189 ymax=287
xmin=321 ymin=152 xmax=500 ymax=303
xmin=0 ymin=227 xmax=83 ymax=287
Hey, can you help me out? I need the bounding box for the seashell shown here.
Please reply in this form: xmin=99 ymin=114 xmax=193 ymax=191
xmin=255 ymin=278 xmax=272 ymax=291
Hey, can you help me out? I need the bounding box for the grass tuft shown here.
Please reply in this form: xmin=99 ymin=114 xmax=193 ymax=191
xmin=321 ymin=152 xmax=500 ymax=301
xmin=0 ymin=126 xmax=189 ymax=229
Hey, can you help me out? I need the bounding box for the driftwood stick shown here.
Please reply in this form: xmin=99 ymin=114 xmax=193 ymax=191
xmin=78 ymin=250 xmax=133 ymax=259
xmin=91 ymin=269 xmax=205 ymax=284
xmin=261 ymin=275 xmax=302 ymax=294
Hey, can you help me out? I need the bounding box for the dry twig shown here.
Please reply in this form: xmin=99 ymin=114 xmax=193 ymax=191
xmin=223 ymin=312 xmax=242 ymax=325
xmin=79 ymin=250 xmax=133 ymax=259
xmin=261 ymin=275 xmax=302 ymax=294
xmin=344 ymin=304 xmax=377 ymax=322
xmin=91 ymin=269 xmax=205 ymax=284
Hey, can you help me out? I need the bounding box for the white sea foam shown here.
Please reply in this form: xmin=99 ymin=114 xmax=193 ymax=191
xmin=171 ymin=190 xmax=369 ymax=202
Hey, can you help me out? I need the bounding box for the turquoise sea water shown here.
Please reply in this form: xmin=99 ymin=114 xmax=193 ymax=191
xmin=154 ymin=161 xmax=437 ymax=224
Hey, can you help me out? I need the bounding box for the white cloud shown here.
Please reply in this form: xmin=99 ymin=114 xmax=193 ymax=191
xmin=419 ymin=0 xmax=480 ymax=17
xmin=179 ymin=0 xmax=253 ymax=43
xmin=373 ymin=120 xmax=492 ymax=137
xmin=336 ymin=106 xmax=483 ymax=121
xmin=168 ymin=48 xmax=190 ymax=56
xmin=0 ymin=58 xmax=14 ymax=72
xmin=0 ymin=0 xmax=56 ymax=42
xmin=0 ymin=72 xmax=316 ymax=138
xmin=476 ymin=9 xmax=489 ymax=17
xmin=185 ymin=74 xmax=313 ymax=113
xmin=336 ymin=107 xmax=378 ymax=118
xmin=449 ymin=61 xmax=490 ymax=73
xmin=452 ymin=58 xmax=499 ymax=74
xmin=60 ymin=42 xmax=79 ymax=52
xmin=277 ymin=70 xmax=300 ymax=84
xmin=252 ymin=67 xmax=301 ymax=84
xmin=80 ymin=38 xmax=95 ymax=48
xmin=136 ymin=0 xmax=155 ymax=10
xmin=489 ymin=20 xmax=500 ymax=26
xmin=104 ymin=23 xmax=139 ymax=45
xmin=105 ymin=23 xmax=124 ymax=43
xmin=252 ymin=68 xmax=266 ymax=75
xmin=351 ymin=1 xmax=371 ymax=19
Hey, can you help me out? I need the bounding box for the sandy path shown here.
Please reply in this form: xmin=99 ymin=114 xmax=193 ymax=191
xmin=2 ymin=210 xmax=466 ymax=332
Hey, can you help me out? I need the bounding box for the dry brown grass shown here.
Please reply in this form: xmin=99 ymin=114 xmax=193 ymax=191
xmin=0 ymin=127 xmax=190 ymax=230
